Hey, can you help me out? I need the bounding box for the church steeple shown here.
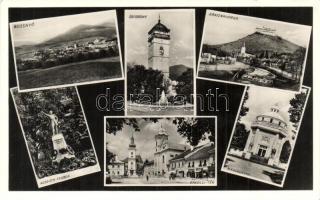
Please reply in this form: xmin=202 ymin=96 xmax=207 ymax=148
xmin=129 ymin=132 xmax=136 ymax=148
xmin=158 ymin=14 xmax=161 ymax=23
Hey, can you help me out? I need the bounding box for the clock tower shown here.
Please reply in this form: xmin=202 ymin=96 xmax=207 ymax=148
xmin=155 ymin=123 xmax=169 ymax=152
xmin=148 ymin=15 xmax=171 ymax=79
xmin=128 ymin=132 xmax=137 ymax=177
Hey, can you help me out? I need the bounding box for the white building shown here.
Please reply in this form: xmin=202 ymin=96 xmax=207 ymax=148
xmin=153 ymin=125 xmax=189 ymax=177
xmin=108 ymin=156 xmax=125 ymax=178
xmin=243 ymin=104 xmax=292 ymax=168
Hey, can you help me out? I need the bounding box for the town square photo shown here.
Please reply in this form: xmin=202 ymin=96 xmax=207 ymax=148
xmin=221 ymin=85 xmax=311 ymax=187
xmin=10 ymin=87 xmax=100 ymax=188
xmin=10 ymin=10 xmax=123 ymax=92
xmin=125 ymin=9 xmax=195 ymax=116
xmin=104 ymin=117 xmax=216 ymax=186
xmin=197 ymin=10 xmax=312 ymax=91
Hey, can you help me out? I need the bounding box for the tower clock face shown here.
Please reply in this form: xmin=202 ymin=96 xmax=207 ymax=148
xmin=159 ymin=46 xmax=164 ymax=56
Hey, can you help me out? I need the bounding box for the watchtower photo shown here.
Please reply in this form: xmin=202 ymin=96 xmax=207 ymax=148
xmin=125 ymin=10 xmax=195 ymax=116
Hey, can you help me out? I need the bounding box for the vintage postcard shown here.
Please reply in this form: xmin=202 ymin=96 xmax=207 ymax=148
xmin=221 ymin=85 xmax=311 ymax=187
xmin=125 ymin=9 xmax=196 ymax=116
xmin=10 ymin=10 xmax=124 ymax=92
xmin=104 ymin=117 xmax=217 ymax=186
xmin=10 ymin=87 xmax=100 ymax=188
xmin=197 ymin=10 xmax=312 ymax=92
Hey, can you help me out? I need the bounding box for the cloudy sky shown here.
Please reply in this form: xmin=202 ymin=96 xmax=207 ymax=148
xmin=203 ymin=10 xmax=312 ymax=47
xmin=126 ymin=9 xmax=194 ymax=67
xmin=11 ymin=10 xmax=116 ymax=46
xmin=106 ymin=118 xmax=190 ymax=161
xmin=239 ymin=86 xmax=308 ymax=135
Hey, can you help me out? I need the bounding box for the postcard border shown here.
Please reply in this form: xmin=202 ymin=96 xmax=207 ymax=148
xmin=124 ymin=9 xmax=197 ymax=117
xmin=10 ymin=86 xmax=101 ymax=188
xmin=221 ymin=85 xmax=311 ymax=187
xmin=9 ymin=9 xmax=125 ymax=93
xmin=103 ymin=115 xmax=217 ymax=187
xmin=196 ymin=9 xmax=312 ymax=93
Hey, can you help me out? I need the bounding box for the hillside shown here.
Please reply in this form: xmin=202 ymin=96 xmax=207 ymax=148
xmin=203 ymin=32 xmax=304 ymax=55
xmin=169 ymin=64 xmax=191 ymax=80
xmin=41 ymin=21 xmax=117 ymax=46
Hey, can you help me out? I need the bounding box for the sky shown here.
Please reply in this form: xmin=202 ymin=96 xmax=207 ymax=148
xmin=239 ymin=86 xmax=308 ymax=136
xmin=203 ymin=10 xmax=312 ymax=48
xmin=125 ymin=9 xmax=194 ymax=67
xmin=106 ymin=118 xmax=190 ymax=162
xmin=11 ymin=10 xmax=116 ymax=46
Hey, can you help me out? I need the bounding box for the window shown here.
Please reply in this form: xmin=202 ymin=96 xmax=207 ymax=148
xmin=117 ymin=171 xmax=119 ymax=175
xmin=192 ymin=161 xmax=194 ymax=167
xmin=199 ymin=161 xmax=202 ymax=167
xmin=188 ymin=162 xmax=190 ymax=167
xmin=257 ymin=145 xmax=268 ymax=157
xmin=170 ymin=154 xmax=174 ymax=157
xmin=112 ymin=164 xmax=114 ymax=168
xmin=203 ymin=160 xmax=207 ymax=166
xmin=270 ymin=118 xmax=273 ymax=123
xmin=162 ymin=155 xmax=165 ymax=163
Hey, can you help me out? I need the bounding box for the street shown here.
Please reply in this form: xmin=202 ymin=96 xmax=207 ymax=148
xmin=111 ymin=176 xmax=215 ymax=185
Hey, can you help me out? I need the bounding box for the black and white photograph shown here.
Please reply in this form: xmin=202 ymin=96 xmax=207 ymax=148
xmin=10 ymin=87 xmax=100 ymax=188
xmin=10 ymin=10 xmax=123 ymax=92
xmin=221 ymin=85 xmax=310 ymax=187
xmin=197 ymin=10 xmax=311 ymax=91
xmin=125 ymin=9 xmax=195 ymax=116
xmin=104 ymin=117 xmax=216 ymax=186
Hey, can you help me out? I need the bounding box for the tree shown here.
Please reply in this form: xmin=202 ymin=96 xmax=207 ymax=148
xmin=238 ymin=88 xmax=249 ymax=122
xmin=127 ymin=65 xmax=165 ymax=103
xmin=173 ymin=118 xmax=215 ymax=146
xmin=175 ymin=68 xmax=193 ymax=103
xmin=230 ymin=123 xmax=250 ymax=150
xmin=279 ymin=141 xmax=291 ymax=163
xmin=288 ymin=90 xmax=308 ymax=129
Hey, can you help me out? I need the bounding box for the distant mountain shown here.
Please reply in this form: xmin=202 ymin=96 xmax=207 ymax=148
xmin=203 ymin=32 xmax=303 ymax=55
xmin=40 ymin=21 xmax=117 ymax=46
xmin=169 ymin=64 xmax=191 ymax=80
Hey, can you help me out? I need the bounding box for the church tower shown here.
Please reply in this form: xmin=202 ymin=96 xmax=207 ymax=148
xmin=155 ymin=123 xmax=169 ymax=152
xmin=148 ymin=15 xmax=171 ymax=79
xmin=240 ymin=42 xmax=246 ymax=55
xmin=128 ymin=132 xmax=137 ymax=177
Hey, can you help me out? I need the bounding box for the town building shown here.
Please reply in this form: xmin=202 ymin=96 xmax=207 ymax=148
xmin=108 ymin=133 xmax=144 ymax=177
xmin=243 ymin=104 xmax=292 ymax=168
xmin=148 ymin=16 xmax=171 ymax=79
xmin=153 ymin=124 xmax=189 ymax=177
xmin=108 ymin=156 xmax=125 ymax=178
xmin=169 ymin=142 xmax=215 ymax=178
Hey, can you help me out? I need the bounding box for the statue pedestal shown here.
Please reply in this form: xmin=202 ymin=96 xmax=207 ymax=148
xmin=52 ymin=133 xmax=75 ymax=163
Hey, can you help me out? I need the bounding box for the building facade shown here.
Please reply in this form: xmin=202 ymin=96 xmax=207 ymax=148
xmin=108 ymin=156 xmax=125 ymax=178
xmin=243 ymin=104 xmax=291 ymax=168
xmin=151 ymin=125 xmax=189 ymax=177
xmin=127 ymin=133 xmax=138 ymax=177
xmin=148 ymin=16 xmax=171 ymax=79
xmin=169 ymin=142 xmax=215 ymax=178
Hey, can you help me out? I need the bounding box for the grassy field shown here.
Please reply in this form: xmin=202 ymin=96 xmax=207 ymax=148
xmin=18 ymin=57 xmax=122 ymax=90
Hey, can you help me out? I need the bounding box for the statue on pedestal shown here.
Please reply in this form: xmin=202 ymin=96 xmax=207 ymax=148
xmin=41 ymin=110 xmax=75 ymax=163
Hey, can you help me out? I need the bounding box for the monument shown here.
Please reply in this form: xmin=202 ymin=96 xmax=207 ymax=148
xmin=42 ymin=110 xmax=75 ymax=163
